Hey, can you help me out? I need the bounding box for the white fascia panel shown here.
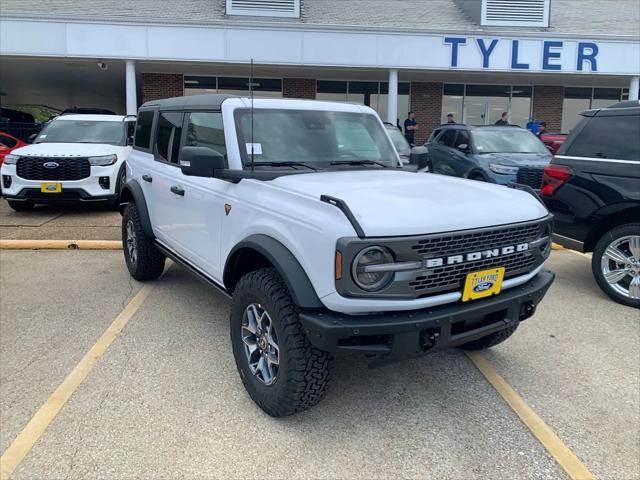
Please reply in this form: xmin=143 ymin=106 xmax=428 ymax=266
xmin=66 ymin=23 xmax=147 ymax=58
xmin=0 ymin=20 xmax=66 ymax=55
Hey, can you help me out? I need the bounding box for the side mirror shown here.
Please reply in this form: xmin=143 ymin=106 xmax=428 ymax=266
xmin=456 ymin=143 xmax=469 ymax=152
xmin=409 ymin=146 xmax=429 ymax=170
xmin=28 ymin=133 xmax=38 ymax=144
xmin=180 ymin=146 xmax=225 ymax=178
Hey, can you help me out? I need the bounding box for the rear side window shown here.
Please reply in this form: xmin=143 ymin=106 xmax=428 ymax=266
xmin=566 ymin=115 xmax=640 ymax=160
xmin=0 ymin=135 xmax=17 ymax=148
xmin=134 ymin=111 xmax=154 ymax=149
xmin=185 ymin=112 xmax=227 ymax=157
xmin=154 ymin=112 xmax=184 ymax=164
xmin=438 ymin=129 xmax=457 ymax=147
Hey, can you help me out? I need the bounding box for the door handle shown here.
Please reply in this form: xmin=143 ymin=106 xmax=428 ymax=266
xmin=170 ymin=185 xmax=185 ymax=196
xmin=142 ymin=174 xmax=152 ymax=183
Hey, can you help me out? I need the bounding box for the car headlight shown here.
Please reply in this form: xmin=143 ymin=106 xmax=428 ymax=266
xmin=3 ymin=154 xmax=19 ymax=165
xmin=88 ymin=154 xmax=117 ymax=166
xmin=351 ymin=246 xmax=395 ymax=291
xmin=489 ymin=163 xmax=519 ymax=175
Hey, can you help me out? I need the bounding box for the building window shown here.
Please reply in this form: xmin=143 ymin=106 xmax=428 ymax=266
xmin=184 ymin=76 xmax=282 ymax=98
xmin=561 ymin=87 xmax=622 ymax=133
xmin=226 ymin=0 xmax=300 ymax=18
xmin=442 ymin=84 xmax=532 ymax=127
xmin=316 ymin=80 xmax=410 ymax=124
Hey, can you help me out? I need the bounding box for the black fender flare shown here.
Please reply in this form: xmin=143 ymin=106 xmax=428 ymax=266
xmin=119 ymin=180 xmax=154 ymax=239
xmin=224 ymin=234 xmax=323 ymax=309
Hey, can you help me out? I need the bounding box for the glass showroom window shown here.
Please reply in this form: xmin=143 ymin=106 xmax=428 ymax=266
xmin=442 ymin=85 xmax=532 ymax=127
xmin=184 ymin=76 xmax=282 ymax=97
xmin=561 ymin=87 xmax=622 ymax=133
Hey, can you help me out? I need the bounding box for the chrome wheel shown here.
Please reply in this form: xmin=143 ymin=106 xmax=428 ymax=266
xmin=601 ymin=235 xmax=640 ymax=300
xmin=242 ymin=303 xmax=279 ymax=386
xmin=125 ymin=219 xmax=138 ymax=265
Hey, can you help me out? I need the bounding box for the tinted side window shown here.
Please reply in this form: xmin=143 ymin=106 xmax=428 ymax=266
xmin=566 ymin=115 xmax=640 ymax=160
xmin=134 ymin=111 xmax=154 ymax=149
xmin=0 ymin=135 xmax=17 ymax=148
xmin=429 ymin=128 xmax=442 ymax=142
xmin=438 ymin=129 xmax=457 ymax=147
xmin=154 ymin=112 xmax=184 ymax=164
xmin=185 ymin=112 xmax=227 ymax=157
xmin=455 ymin=130 xmax=471 ymax=148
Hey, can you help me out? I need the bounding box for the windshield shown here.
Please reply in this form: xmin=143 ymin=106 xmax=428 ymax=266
xmin=36 ymin=120 xmax=126 ymax=145
xmin=472 ymin=129 xmax=549 ymax=154
xmin=386 ymin=127 xmax=411 ymax=158
xmin=234 ymin=109 xmax=397 ymax=168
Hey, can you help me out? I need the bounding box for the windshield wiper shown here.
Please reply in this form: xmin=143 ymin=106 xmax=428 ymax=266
xmin=251 ymin=161 xmax=317 ymax=171
xmin=330 ymin=160 xmax=390 ymax=168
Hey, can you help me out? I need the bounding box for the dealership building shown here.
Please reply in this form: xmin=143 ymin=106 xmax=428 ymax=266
xmin=1 ymin=0 xmax=639 ymax=142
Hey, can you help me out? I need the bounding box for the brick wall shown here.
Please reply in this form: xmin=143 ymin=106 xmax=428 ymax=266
xmin=283 ymin=78 xmax=316 ymax=99
xmin=532 ymin=85 xmax=564 ymax=132
xmin=409 ymin=82 xmax=443 ymax=144
xmin=142 ymin=73 xmax=184 ymax=104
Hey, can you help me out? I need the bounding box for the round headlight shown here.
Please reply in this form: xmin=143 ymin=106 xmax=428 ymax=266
xmin=351 ymin=246 xmax=394 ymax=291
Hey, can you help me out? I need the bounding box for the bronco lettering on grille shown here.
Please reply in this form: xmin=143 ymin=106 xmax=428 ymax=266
xmin=424 ymin=243 xmax=529 ymax=268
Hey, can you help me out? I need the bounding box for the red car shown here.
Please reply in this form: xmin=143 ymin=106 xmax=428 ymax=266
xmin=0 ymin=132 xmax=27 ymax=164
xmin=539 ymin=133 xmax=567 ymax=155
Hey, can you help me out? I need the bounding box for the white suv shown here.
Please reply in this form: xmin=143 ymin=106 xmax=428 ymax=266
xmin=121 ymin=95 xmax=555 ymax=416
xmin=1 ymin=114 xmax=134 ymax=210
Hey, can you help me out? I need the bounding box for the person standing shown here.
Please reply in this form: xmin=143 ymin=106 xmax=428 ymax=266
xmin=495 ymin=112 xmax=509 ymax=125
xmin=404 ymin=112 xmax=418 ymax=146
xmin=536 ymin=121 xmax=547 ymax=137
xmin=446 ymin=113 xmax=456 ymax=124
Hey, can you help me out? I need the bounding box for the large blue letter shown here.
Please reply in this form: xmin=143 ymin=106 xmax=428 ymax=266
xmin=511 ymin=40 xmax=529 ymax=70
xmin=444 ymin=37 xmax=466 ymax=67
xmin=542 ymin=41 xmax=563 ymax=70
xmin=476 ymin=39 xmax=499 ymax=68
xmin=577 ymin=42 xmax=599 ymax=71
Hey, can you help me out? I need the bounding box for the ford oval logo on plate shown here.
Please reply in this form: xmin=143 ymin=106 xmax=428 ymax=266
xmin=43 ymin=162 xmax=59 ymax=169
xmin=473 ymin=281 xmax=494 ymax=293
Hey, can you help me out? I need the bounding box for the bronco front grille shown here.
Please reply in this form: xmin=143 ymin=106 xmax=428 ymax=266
xmin=516 ymin=167 xmax=544 ymax=190
xmin=16 ymin=157 xmax=91 ymax=181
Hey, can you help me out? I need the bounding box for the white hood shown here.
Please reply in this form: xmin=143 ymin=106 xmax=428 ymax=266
xmin=271 ymin=170 xmax=549 ymax=237
xmin=12 ymin=143 xmax=130 ymax=158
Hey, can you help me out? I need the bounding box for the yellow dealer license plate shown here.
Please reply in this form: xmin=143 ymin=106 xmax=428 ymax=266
xmin=462 ymin=267 xmax=505 ymax=302
xmin=40 ymin=182 xmax=62 ymax=193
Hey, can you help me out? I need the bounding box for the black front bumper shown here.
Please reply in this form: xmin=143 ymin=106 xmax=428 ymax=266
xmin=3 ymin=188 xmax=116 ymax=204
xmin=300 ymin=269 xmax=555 ymax=356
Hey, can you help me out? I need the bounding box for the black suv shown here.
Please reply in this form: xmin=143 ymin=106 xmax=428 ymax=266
xmin=541 ymin=100 xmax=640 ymax=308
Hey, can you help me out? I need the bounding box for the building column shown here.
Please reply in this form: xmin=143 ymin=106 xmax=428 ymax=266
xmin=532 ymin=85 xmax=564 ymax=133
xmin=283 ymin=78 xmax=316 ymax=99
xmin=409 ymin=82 xmax=443 ymax=145
xmin=630 ymin=76 xmax=640 ymax=101
xmin=125 ymin=60 xmax=137 ymax=115
xmin=387 ymin=70 xmax=398 ymax=124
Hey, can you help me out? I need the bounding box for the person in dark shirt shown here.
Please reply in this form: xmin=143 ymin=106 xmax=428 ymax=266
xmin=495 ymin=112 xmax=509 ymax=125
xmin=404 ymin=112 xmax=418 ymax=146
xmin=446 ymin=113 xmax=456 ymax=124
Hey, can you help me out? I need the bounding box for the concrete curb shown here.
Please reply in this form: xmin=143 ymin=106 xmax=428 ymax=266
xmin=0 ymin=240 xmax=123 ymax=250
xmin=551 ymin=243 xmax=565 ymax=251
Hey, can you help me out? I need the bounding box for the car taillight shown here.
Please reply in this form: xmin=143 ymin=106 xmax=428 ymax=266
xmin=541 ymin=164 xmax=572 ymax=196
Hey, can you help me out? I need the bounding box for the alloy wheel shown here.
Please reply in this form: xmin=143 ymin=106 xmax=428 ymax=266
xmin=125 ymin=219 xmax=138 ymax=265
xmin=241 ymin=303 xmax=280 ymax=386
xmin=600 ymin=235 xmax=640 ymax=300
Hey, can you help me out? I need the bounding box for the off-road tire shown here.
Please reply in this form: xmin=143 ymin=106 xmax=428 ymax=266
xmin=7 ymin=200 xmax=34 ymax=211
xmin=230 ymin=268 xmax=335 ymax=417
xmin=592 ymin=223 xmax=640 ymax=308
xmin=459 ymin=323 xmax=519 ymax=350
xmin=122 ymin=203 xmax=165 ymax=281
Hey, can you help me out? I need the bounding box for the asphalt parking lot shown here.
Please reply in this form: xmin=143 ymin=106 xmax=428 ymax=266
xmin=1 ymin=244 xmax=638 ymax=479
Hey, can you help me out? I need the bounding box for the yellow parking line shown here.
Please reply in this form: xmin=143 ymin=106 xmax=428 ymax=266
xmin=466 ymin=351 xmax=597 ymax=480
xmin=0 ymin=240 xmax=122 ymax=250
xmin=0 ymin=282 xmax=154 ymax=480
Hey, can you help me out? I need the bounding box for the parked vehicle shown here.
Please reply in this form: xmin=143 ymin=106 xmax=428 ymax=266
xmin=539 ymin=133 xmax=567 ymax=155
xmin=0 ymin=132 xmax=27 ymax=164
xmin=541 ymin=100 xmax=640 ymax=308
xmin=120 ymin=95 xmax=555 ymax=416
xmin=1 ymin=114 xmax=135 ymax=210
xmin=384 ymin=123 xmax=411 ymax=163
xmin=60 ymin=107 xmax=117 ymax=116
xmin=426 ymin=124 xmax=552 ymax=190
xmin=0 ymin=107 xmax=41 ymax=143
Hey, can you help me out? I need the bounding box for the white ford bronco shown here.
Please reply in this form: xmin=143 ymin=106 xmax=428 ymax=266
xmin=120 ymin=94 xmax=555 ymax=417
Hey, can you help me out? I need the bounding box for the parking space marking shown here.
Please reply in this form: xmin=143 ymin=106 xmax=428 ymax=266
xmin=0 ymin=279 xmax=156 ymax=480
xmin=466 ymin=351 xmax=597 ymax=480
xmin=566 ymin=249 xmax=592 ymax=259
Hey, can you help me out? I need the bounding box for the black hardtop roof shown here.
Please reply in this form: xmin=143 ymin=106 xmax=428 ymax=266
xmin=582 ymin=100 xmax=640 ymax=117
xmin=140 ymin=94 xmax=238 ymax=111
xmin=437 ymin=123 xmax=525 ymax=131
